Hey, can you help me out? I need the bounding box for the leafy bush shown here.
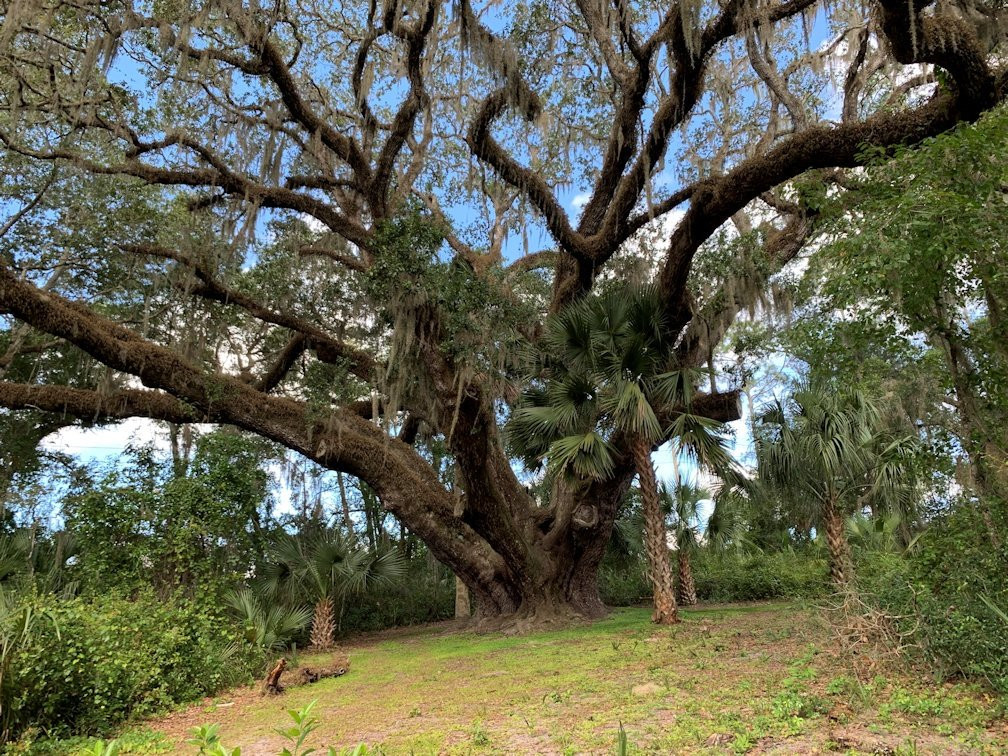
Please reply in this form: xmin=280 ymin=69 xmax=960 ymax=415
xmin=857 ymin=501 xmax=1008 ymax=693
xmin=3 ymin=591 xmax=261 ymax=739
xmin=598 ymin=562 xmax=649 ymax=607
xmin=692 ymin=551 xmax=829 ymax=603
xmin=599 ymin=550 xmax=828 ymax=606
xmin=337 ymin=561 xmax=453 ymax=634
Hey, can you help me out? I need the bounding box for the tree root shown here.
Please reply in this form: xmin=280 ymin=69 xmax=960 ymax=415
xmin=470 ymin=603 xmax=601 ymax=635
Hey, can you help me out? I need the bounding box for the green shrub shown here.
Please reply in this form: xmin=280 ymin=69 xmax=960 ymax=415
xmin=598 ymin=550 xmax=828 ymax=606
xmin=598 ymin=562 xmax=649 ymax=607
xmin=3 ymin=591 xmax=261 ymax=739
xmin=337 ymin=562 xmax=453 ymax=634
xmin=857 ymin=501 xmax=1008 ymax=693
xmin=692 ymin=551 xmax=829 ymax=602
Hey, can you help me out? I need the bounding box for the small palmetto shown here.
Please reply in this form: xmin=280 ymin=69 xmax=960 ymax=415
xmin=258 ymin=531 xmax=404 ymax=649
xmin=660 ymin=480 xmax=711 ymax=606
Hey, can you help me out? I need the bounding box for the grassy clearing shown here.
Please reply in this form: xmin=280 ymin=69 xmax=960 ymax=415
xmin=75 ymin=603 xmax=1008 ymax=754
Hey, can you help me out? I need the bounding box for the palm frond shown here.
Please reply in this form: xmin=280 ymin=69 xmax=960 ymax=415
xmin=548 ymin=431 xmax=617 ymax=481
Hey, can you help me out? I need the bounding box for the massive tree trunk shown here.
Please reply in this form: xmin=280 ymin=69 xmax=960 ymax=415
xmin=631 ymin=436 xmax=679 ymax=625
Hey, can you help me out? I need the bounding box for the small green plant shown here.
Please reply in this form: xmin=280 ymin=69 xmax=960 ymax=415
xmin=772 ymin=651 xmax=830 ymax=721
xmin=187 ymin=724 xmax=241 ymax=756
xmin=731 ymin=732 xmax=755 ymax=753
xmin=543 ymin=690 xmax=570 ymax=704
xmin=615 ymin=722 xmax=628 ymax=755
xmin=826 ymin=674 xmax=872 ymax=707
xmin=470 ymin=719 xmax=490 ymax=747
xmin=85 ymin=740 xmax=120 ymax=756
xmin=328 ymin=746 xmax=372 ymax=756
xmin=276 ymin=700 xmax=321 ymax=756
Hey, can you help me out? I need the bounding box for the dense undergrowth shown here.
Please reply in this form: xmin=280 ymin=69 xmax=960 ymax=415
xmin=856 ymin=500 xmax=1008 ymax=694
xmin=4 ymin=593 xmax=259 ymax=740
xmin=1 ymin=562 xmax=455 ymax=743
xmin=599 ymin=549 xmax=829 ymax=606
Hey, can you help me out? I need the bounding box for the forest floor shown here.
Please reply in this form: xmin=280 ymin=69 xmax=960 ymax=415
xmin=120 ymin=602 xmax=1005 ymax=754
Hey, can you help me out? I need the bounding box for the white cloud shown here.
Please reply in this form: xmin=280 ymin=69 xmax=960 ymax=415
xmin=299 ymin=212 xmax=327 ymax=234
xmin=40 ymin=419 xmax=208 ymax=462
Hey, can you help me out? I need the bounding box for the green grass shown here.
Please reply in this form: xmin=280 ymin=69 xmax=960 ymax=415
xmin=20 ymin=603 xmax=1008 ymax=755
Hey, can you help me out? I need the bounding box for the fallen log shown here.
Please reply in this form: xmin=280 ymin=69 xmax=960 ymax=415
xmin=261 ymin=656 xmax=350 ymax=695
xmin=296 ymin=660 xmax=350 ymax=685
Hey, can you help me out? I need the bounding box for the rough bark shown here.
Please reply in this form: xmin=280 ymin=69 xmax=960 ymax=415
xmin=262 ymin=657 xmax=287 ymax=695
xmin=455 ymin=576 xmax=471 ymax=619
xmin=823 ymin=497 xmax=853 ymax=588
xmin=310 ymin=596 xmax=336 ymax=650
xmin=677 ymin=550 xmax=698 ymax=606
xmin=632 ymin=436 xmax=679 ymax=625
xmin=296 ymin=661 xmax=350 ymax=686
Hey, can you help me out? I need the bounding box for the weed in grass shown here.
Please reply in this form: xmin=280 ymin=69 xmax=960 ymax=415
xmin=731 ymin=732 xmax=755 ymax=753
xmin=826 ymin=674 xmax=873 ymax=709
xmin=469 ymin=719 xmax=491 ymax=747
xmin=187 ymin=724 xmax=240 ymax=756
xmin=771 ymin=690 xmax=829 ymax=720
xmin=615 ymin=721 xmax=629 ymax=755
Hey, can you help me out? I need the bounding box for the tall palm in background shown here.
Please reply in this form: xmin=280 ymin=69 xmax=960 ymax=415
xmin=509 ymin=286 xmax=737 ymax=625
xmin=260 ymin=531 xmax=404 ymax=649
xmin=757 ymin=383 xmax=920 ymax=588
xmin=661 ymin=480 xmax=710 ymax=606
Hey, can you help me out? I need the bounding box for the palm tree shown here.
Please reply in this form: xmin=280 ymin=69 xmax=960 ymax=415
xmin=757 ymin=383 xmax=920 ymax=588
xmin=509 ymin=286 xmax=737 ymax=625
xmin=259 ymin=530 xmax=404 ymax=649
xmin=661 ymin=480 xmax=710 ymax=606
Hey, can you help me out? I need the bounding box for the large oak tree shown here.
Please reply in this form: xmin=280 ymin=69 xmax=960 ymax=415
xmin=0 ymin=0 xmax=1004 ymax=622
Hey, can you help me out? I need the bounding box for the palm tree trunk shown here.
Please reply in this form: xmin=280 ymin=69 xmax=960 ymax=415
xmin=631 ymin=436 xmax=679 ymax=624
xmin=677 ymin=549 xmax=698 ymax=606
xmin=310 ymin=595 xmax=336 ymax=650
xmin=823 ymin=498 xmax=853 ymax=588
